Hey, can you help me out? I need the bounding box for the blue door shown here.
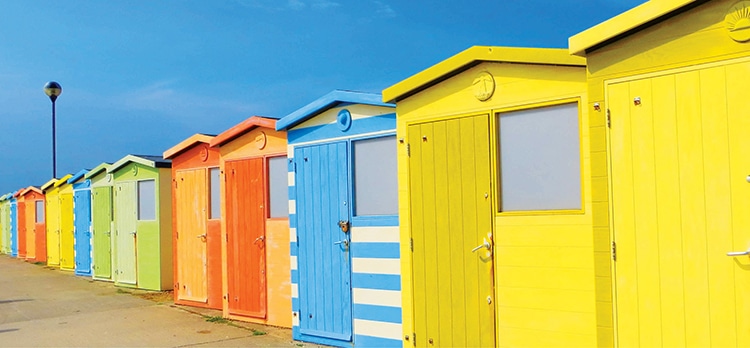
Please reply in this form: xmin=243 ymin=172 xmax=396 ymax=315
xmin=74 ymin=189 xmax=92 ymax=276
xmin=10 ymin=198 xmax=17 ymax=257
xmin=295 ymin=142 xmax=353 ymax=342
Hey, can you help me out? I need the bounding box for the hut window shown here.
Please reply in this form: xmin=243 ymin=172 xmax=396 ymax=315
xmin=35 ymin=200 xmax=44 ymax=223
xmin=268 ymin=156 xmax=288 ymax=218
xmin=137 ymin=180 xmax=156 ymax=220
xmin=353 ymin=135 xmax=398 ymax=216
xmin=209 ymin=167 xmax=221 ymax=219
xmin=498 ymin=102 xmax=581 ymax=211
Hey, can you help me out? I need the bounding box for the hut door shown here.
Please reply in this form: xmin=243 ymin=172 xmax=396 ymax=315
xmin=59 ymin=194 xmax=74 ymax=269
xmin=407 ymin=115 xmax=496 ymax=347
xmin=608 ymin=62 xmax=750 ymax=347
xmin=175 ymin=169 xmax=208 ymax=303
xmin=25 ymin=200 xmax=36 ymax=260
xmin=74 ymin=190 xmax=92 ymax=274
xmin=92 ymin=186 xmax=113 ymax=279
xmin=226 ymin=158 xmax=267 ymax=317
xmin=46 ymin=195 xmax=60 ymax=266
xmin=295 ymin=142 xmax=353 ymax=341
xmin=115 ymin=182 xmax=138 ymax=285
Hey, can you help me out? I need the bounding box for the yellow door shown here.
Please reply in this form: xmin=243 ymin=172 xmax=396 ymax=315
xmin=609 ymin=61 xmax=750 ymax=347
xmin=175 ymin=169 xmax=208 ymax=302
xmin=59 ymin=193 xmax=75 ymax=270
xmin=408 ymin=114 xmax=495 ymax=347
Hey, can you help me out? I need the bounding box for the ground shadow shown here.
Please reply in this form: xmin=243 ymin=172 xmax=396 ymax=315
xmin=0 ymin=299 xmax=33 ymax=304
xmin=0 ymin=329 xmax=20 ymax=334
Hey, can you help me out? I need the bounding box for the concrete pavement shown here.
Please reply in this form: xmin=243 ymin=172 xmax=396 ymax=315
xmin=0 ymin=255 xmax=316 ymax=347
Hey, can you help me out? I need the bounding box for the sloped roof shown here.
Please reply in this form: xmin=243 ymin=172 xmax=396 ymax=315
xmin=108 ymin=154 xmax=171 ymax=173
xmin=41 ymin=178 xmax=58 ymax=191
xmin=276 ymin=90 xmax=393 ymax=131
xmin=163 ymin=133 xmax=216 ymax=159
xmin=210 ymin=117 xmax=278 ymax=147
xmin=53 ymin=174 xmax=73 ymax=188
xmin=18 ymin=186 xmax=42 ymax=197
xmin=84 ymin=162 xmax=112 ymax=180
xmin=68 ymin=169 xmax=90 ymax=184
xmin=569 ymin=0 xmax=698 ymax=56
xmin=383 ymin=46 xmax=586 ymax=103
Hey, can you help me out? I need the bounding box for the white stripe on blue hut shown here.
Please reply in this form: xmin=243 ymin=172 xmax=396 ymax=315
xmin=276 ymin=90 xmax=401 ymax=347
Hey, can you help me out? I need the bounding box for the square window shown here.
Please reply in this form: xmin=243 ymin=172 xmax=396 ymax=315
xmin=137 ymin=180 xmax=156 ymax=220
xmin=353 ymin=135 xmax=398 ymax=216
xmin=35 ymin=200 xmax=44 ymax=223
xmin=498 ymin=102 xmax=581 ymax=211
xmin=268 ymin=156 xmax=288 ymax=218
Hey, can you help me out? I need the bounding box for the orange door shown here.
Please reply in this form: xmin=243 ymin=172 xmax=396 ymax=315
xmin=17 ymin=198 xmax=26 ymax=258
xmin=175 ymin=169 xmax=208 ymax=303
xmin=226 ymin=158 xmax=267 ymax=317
xmin=25 ymin=199 xmax=36 ymax=260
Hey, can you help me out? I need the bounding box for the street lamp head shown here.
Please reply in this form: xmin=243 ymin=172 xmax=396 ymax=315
xmin=43 ymin=81 xmax=62 ymax=102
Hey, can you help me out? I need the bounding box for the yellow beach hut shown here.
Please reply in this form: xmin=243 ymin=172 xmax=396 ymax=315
xmin=569 ymin=0 xmax=750 ymax=346
xmin=42 ymin=176 xmax=70 ymax=267
xmin=57 ymin=176 xmax=76 ymax=271
xmin=383 ymin=46 xmax=594 ymax=347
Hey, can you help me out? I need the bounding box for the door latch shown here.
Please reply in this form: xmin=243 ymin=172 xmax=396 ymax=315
xmin=334 ymin=239 xmax=349 ymax=251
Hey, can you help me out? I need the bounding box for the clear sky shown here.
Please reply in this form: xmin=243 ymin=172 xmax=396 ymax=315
xmin=0 ymin=0 xmax=645 ymax=194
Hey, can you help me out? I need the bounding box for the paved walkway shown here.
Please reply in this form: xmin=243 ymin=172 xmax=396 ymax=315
xmin=0 ymin=255 xmax=313 ymax=347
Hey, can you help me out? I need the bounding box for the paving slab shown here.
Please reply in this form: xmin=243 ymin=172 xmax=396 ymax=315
xmin=0 ymin=255 xmax=318 ymax=347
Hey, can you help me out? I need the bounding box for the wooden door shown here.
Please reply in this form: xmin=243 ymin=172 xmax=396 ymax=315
xmin=59 ymin=193 xmax=75 ymax=270
xmin=92 ymin=186 xmax=113 ymax=279
xmin=226 ymin=158 xmax=267 ymax=317
xmin=25 ymin=200 xmax=36 ymax=260
xmin=114 ymin=182 xmax=137 ymax=284
xmin=73 ymin=189 xmax=92 ymax=275
xmin=609 ymin=61 xmax=750 ymax=347
xmin=407 ymin=115 xmax=496 ymax=347
xmin=10 ymin=200 xmax=17 ymax=257
xmin=34 ymin=199 xmax=46 ymax=262
xmin=295 ymin=142 xmax=353 ymax=341
xmin=175 ymin=169 xmax=208 ymax=302
xmin=46 ymin=194 xmax=60 ymax=266
xmin=17 ymin=199 xmax=26 ymax=258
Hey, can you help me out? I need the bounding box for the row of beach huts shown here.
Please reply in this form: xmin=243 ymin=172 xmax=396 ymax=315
xmin=3 ymin=1 xmax=750 ymax=346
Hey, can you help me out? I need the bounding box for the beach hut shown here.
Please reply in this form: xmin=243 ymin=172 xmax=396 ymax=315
xmin=41 ymin=178 xmax=62 ymax=266
xmin=69 ymin=169 xmax=93 ymax=276
xmin=383 ymin=46 xmax=589 ymax=347
xmin=209 ymin=117 xmax=290 ymax=327
xmin=568 ymin=1 xmax=750 ymax=346
xmin=109 ymin=155 xmax=173 ymax=291
xmin=163 ymin=134 xmax=222 ymax=310
xmin=17 ymin=187 xmax=46 ymax=263
xmin=14 ymin=190 xmax=27 ymax=259
xmin=85 ymin=163 xmax=114 ymax=281
xmin=0 ymin=194 xmax=9 ymax=254
xmin=57 ymin=176 xmax=76 ymax=271
xmin=9 ymin=190 xmax=19 ymax=258
xmin=276 ymin=91 xmax=400 ymax=347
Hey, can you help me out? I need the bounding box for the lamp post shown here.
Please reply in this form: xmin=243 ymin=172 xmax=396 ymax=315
xmin=43 ymin=81 xmax=62 ymax=178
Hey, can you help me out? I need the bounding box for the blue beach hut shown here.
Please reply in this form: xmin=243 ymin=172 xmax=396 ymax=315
xmin=69 ymin=169 xmax=93 ymax=276
xmin=276 ymin=90 xmax=401 ymax=347
xmin=9 ymin=190 xmax=19 ymax=258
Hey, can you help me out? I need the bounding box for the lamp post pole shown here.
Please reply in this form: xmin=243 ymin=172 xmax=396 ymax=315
xmin=44 ymin=81 xmax=62 ymax=178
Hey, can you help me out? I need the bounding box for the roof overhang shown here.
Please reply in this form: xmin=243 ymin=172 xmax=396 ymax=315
xmin=68 ymin=169 xmax=90 ymax=184
xmin=84 ymin=162 xmax=112 ymax=180
xmin=41 ymin=178 xmax=58 ymax=191
xmin=209 ymin=117 xmax=278 ymax=147
xmin=569 ymin=0 xmax=700 ymax=56
xmin=53 ymin=174 xmax=73 ymax=188
xmin=163 ymin=134 xmax=215 ymax=159
xmin=276 ymin=90 xmax=393 ymax=131
xmin=108 ymin=155 xmax=171 ymax=173
xmin=383 ymin=46 xmax=586 ymax=103
xmin=19 ymin=186 xmax=42 ymax=197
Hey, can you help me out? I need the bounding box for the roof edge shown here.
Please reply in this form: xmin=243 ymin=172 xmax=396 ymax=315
xmin=84 ymin=162 xmax=112 ymax=179
xmin=276 ymin=90 xmax=394 ymax=131
xmin=209 ymin=116 xmax=278 ymax=148
xmin=41 ymin=178 xmax=58 ymax=191
xmin=68 ymin=169 xmax=90 ymax=184
xmin=53 ymin=174 xmax=73 ymax=188
xmin=163 ymin=134 xmax=215 ymax=159
xmin=108 ymin=155 xmax=171 ymax=173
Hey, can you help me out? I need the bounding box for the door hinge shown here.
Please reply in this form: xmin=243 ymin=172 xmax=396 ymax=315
xmin=410 ymin=238 xmax=413 ymax=252
xmin=612 ymin=241 xmax=617 ymax=261
xmin=606 ymin=109 xmax=611 ymax=128
xmin=413 ymin=333 xmax=416 ymax=346
xmin=406 ymin=143 xmax=410 ymax=157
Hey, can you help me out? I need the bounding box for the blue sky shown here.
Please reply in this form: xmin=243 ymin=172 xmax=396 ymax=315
xmin=0 ymin=0 xmax=645 ymax=194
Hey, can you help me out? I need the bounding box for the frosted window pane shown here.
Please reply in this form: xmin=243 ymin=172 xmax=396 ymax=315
xmin=499 ymin=103 xmax=581 ymax=211
xmin=354 ymin=136 xmax=398 ymax=216
xmin=209 ymin=168 xmax=221 ymax=219
xmin=137 ymin=180 xmax=156 ymax=220
xmin=268 ymin=157 xmax=289 ymax=218
xmin=35 ymin=200 xmax=44 ymax=223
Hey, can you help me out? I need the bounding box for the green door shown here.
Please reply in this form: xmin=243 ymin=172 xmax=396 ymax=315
xmin=115 ymin=182 xmax=137 ymax=285
xmin=93 ymin=186 xmax=113 ymax=279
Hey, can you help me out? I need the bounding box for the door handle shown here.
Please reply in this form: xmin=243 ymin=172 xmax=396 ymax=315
xmin=727 ymin=249 xmax=750 ymax=256
xmin=334 ymin=239 xmax=349 ymax=251
xmin=197 ymin=234 xmax=207 ymax=239
xmin=129 ymin=231 xmax=136 ymax=236
xmin=472 ymin=238 xmax=491 ymax=253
